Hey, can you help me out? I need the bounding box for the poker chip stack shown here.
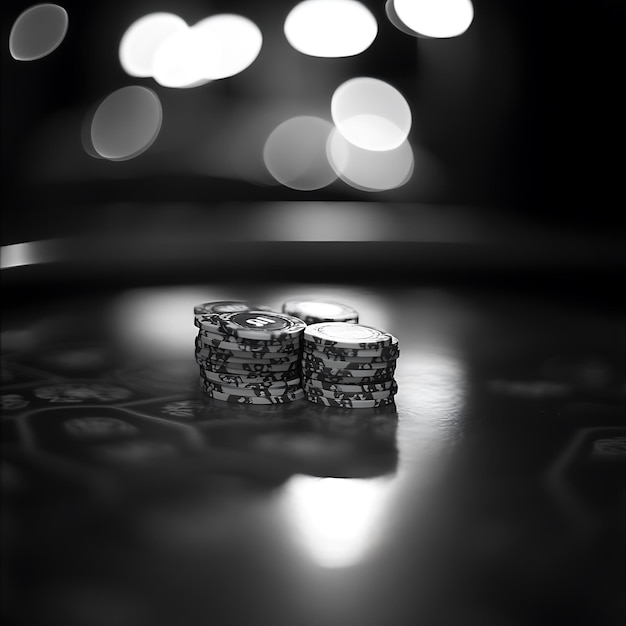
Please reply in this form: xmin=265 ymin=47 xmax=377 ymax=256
xmin=282 ymin=299 xmax=359 ymax=325
xmin=193 ymin=301 xmax=307 ymax=404
xmin=301 ymin=322 xmax=400 ymax=409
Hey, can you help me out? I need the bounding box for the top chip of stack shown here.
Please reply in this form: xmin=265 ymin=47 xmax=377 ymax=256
xmin=194 ymin=300 xmax=273 ymax=316
xmin=282 ymin=299 xmax=358 ymax=325
xmin=193 ymin=301 xmax=307 ymax=405
xmin=301 ymin=322 xmax=399 ymax=409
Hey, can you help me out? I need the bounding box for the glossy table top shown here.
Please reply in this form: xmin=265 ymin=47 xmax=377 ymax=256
xmin=2 ymin=281 xmax=624 ymax=626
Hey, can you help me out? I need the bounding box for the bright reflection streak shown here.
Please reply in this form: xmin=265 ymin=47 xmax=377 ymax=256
xmin=119 ymin=12 xmax=187 ymax=77
xmin=393 ymin=0 xmax=474 ymax=38
xmin=331 ymin=77 xmax=411 ymax=151
xmin=263 ymin=116 xmax=338 ymax=191
xmin=9 ymin=4 xmax=68 ymax=61
xmin=0 ymin=240 xmax=64 ymax=269
xmin=328 ymin=128 xmax=414 ymax=191
xmin=279 ymin=475 xmax=395 ymax=568
xmin=151 ymin=14 xmax=262 ymax=87
xmin=284 ymin=0 xmax=377 ymax=58
xmin=90 ymin=86 xmax=162 ymax=161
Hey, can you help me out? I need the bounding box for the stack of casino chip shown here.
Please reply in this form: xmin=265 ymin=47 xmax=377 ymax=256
xmin=282 ymin=299 xmax=359 ymax=325
xmin=301 ymin=322 xmax=399 ymax=409
xmin=193 ymin=302 xmax=307 ymax=404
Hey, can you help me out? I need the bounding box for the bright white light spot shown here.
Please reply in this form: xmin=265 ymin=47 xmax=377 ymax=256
xmin=331 ymin=77 xmax=411 ymax=151
xmin=328 ymin=129 xmax=414 ymax=192
xmin=393 ymin=0 xmax=474 ymax=38
xmin=280 ymin=475 xmax=394 ymax=568
xmin=90 ymin=86 xmax=162 ymax=161
xmin=263 ymin=116 xmax=337 ymax=191
xmin=9 ymin=4 xmax=68 ymax=61
xmin=151 ymin=26 xmax=213 ymax=88
xmin=284 ymin=0 xmax=377 ymax=58
xmin=151 ymin=14 xmax=262 ymax=88
xmin=119 ymin=12 xmax=187 ymax=78
xmin=192 ymin=14 xmax=263 ymax=79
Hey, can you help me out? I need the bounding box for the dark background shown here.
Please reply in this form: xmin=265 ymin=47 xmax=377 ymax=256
xmin=2 ymin=0 xmax=625 ymax=248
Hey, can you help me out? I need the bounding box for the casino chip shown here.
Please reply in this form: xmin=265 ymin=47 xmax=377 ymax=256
xmin=193 ymin=302 xmax=305 ymax=403
xmin=304 ymin=378 xmax=396 ymax=393
xmin=196 ymin=335 xmax=301 ymax=355
xmin=203 ymin=379 xmax=301 ymax=397
xmin=303 ymin=381 xmax=397 ymax=401
xmin=304 ymin=322 xmax=396 ymax=349
xmin=301 ymin=321 xmax=399 ymax=409
xmin=304 ymin=393 xmax=396 ymax=409
xmin=199 ymin=358 xmax=301 ymax=374
xmin=302 ymin=349 xmax=395 ymax=364
xmin=201 ymin=369 xmax=301 ymax=389
xmin=303 ymin=342 xmax=399 ymax=359
xmin=302 ymin=352 xmax=397 ymax=370
xmin=195 ymin=349 xmax=299 ymax=366
xmin=203 ymin=387 xmax=305 ymax=404
xmin=282 ymin=299 xmax=358 ymax=325
xmin=216 ymin=311 xmax=306 ymax=341
xmin=302 ymin=364 xmax=396 ymax=379
xmin=194 ymin=300 xmax=272 ymax=316
xmin=201 ymin=365 xmax=301 ymax=383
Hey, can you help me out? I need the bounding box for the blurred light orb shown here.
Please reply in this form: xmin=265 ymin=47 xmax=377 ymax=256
xmin=9 ymin=4 xmax=68 ymax=61
xmin=263 ymin=116 xmax=338 ymax=191
xmin=90 ymin=86 xmax=162 ymax=161
xmin=151 ymin=26 xmax=213 ymax=88
xmin=192 ymin=14 xmax=262 ymax=79
xmin=119 ymin=12 xmax=187 ymax=78
xmin=284 ymin=0 xmax=377 ymax=58
xmin=327 ymin=129 xmax=414 ymax=192
xmin=151 ymin=14 xmax=262 ymax=88
xmin=393 ymin=0 xmax=474 ymax=38
xmin=331 ymin=77 xmax=411 ymax=151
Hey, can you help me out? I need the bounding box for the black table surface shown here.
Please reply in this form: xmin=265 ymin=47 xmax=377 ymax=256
xmin=1 ymin=273 xmax=624 ymax=626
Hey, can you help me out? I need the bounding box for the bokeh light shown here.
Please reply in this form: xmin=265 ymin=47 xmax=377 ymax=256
xmin=119 ymin=12 xmax=187 ymax=78
xmin=89 ymin=86 xmax=162 ymax=161
xmin=149 ymin=13 xmax=262 ymax=88
xmin=151 ymin=25 xmax=212 ymax=88
xmin=263 ymin=116 xmax=337 ymax=191
xmin=284 ymin=0 xmax=377 ymax=58
xmin=331 ymin=77 xmax=411 ymax=151
xmin=392 ymin=0 xmax=474 ymax=38
xmin=9 ymin=4 xmax=68 ymax=61
xmin=192 ymin=14 xmax=262 ymax=80
xmin=327 ymin=129 xmax=414 ymax=192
